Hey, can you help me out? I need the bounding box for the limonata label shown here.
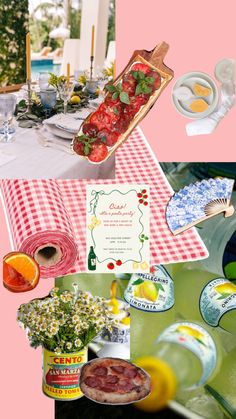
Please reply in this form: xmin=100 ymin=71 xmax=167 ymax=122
xmin=200 ymin=278 xmax=236 ymax=327
xmin=124 ymin=265 xmax=174 ymax=312
xmin=157 ymin=322 xmax=217 ymax=388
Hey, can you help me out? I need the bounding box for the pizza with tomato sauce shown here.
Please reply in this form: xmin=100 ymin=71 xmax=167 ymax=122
xmin=80 ymin=358 xmax=151 ymax=404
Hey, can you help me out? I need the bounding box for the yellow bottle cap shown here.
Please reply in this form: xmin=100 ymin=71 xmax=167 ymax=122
xmin=134 ymin=356 xmax=177 ymax=412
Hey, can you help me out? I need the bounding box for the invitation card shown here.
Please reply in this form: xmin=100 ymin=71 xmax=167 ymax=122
xmin=86 ymin=184 xmax=150 ymax=273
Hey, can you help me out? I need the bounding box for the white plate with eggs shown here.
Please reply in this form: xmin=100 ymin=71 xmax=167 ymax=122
xmin=172 ymin=71 xmax=219 ymax=119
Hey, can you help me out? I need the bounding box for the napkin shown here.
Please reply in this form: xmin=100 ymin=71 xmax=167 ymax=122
xmin=44 ymin=110 xmax=91 ymax=133
xmin=186 ymin=59 xmax=235 ymax=136
xmin=186 ymin=82 xmax=235 ymax=136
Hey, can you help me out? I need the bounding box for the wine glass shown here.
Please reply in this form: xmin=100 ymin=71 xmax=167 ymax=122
xmin=0 ymin=94 xmax=17 ymax=143
xmin=58 ymin=82 xmax=74 ymax=114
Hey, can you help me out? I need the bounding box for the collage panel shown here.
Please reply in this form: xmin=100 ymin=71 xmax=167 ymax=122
xmin=0 ymin=1 xmax=236 ymax=419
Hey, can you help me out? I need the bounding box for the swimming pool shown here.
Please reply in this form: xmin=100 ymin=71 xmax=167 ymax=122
xmin=31 ymin=60 xmax=61 ymax=81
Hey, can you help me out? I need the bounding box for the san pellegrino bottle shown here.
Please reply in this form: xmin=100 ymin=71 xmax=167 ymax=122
xmin=135 ymin=321 xmax=223 ymax=412
xmin=206 ymin=346 xmax=236 ymax=416
xmin=173 ymin=265 xmax=236 ymax=335
xmin=88 ymin=246 xmax=96 ymax=271
xmin=197 ymin=208 xmax=236 ymax=280
xmin=124 ymin=265 xmax=175 ymax=359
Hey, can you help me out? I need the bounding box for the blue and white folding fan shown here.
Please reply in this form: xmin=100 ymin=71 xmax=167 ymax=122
xmin=166 ymin=178 xmax=235 ymax=235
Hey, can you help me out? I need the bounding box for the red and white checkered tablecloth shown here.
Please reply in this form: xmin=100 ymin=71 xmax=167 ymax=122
xmin=1 ymin=127 xmax=208 ymax=278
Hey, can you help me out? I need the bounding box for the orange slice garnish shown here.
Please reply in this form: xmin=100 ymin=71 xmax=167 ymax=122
xmin=3 ymin=252 xmax=40 ymax=293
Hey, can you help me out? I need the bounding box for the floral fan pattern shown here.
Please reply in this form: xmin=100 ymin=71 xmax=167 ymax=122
xmin=166 ymin=178 xmax=235 ymax=235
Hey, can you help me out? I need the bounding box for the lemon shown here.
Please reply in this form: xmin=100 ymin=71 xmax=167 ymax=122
xmin=121 ymin=317 xmax=130 ymax=325
xmin=176 ymin=325 xmax=204 ymax=341
xmin=134 ymin=284 xmax=142 ymax=297
xmin=70 ymin=95 xmax=81 ymax=104
xmin=140 ymin=281 xmax=158 ymax=302
xmin=134 ymin=356 xmax=177 ymax=412
xmin=133 ymin=262 xmax=139 ymax=270
xmin=215 ymin=283 xmax=236 ymax=295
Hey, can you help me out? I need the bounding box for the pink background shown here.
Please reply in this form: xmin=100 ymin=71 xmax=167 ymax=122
xmin=117 ymin=0 xmax=236 ymax=162
xmin=0 ymin=202 xmax=54 ymax=417
xmin=0 ymin=1 xmax=236 ymax=418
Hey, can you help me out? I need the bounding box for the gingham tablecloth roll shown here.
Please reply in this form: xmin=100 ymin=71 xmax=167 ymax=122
xmin=0 ymin=127 xmax=208 ymax=278
xmin=1 ymin=179 xmax=78 ymax=278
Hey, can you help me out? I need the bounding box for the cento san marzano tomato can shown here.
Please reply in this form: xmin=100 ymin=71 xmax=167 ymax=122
xmin=42 ymin=347 xmax=88 ymax=400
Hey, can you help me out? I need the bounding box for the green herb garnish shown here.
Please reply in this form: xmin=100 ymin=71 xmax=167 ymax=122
xmin=131 ymin=70 xmax=155 ymax=95
xmin=105 ymin=83 xmax=130 ymax=104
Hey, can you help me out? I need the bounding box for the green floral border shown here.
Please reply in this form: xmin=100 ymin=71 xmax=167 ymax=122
xmin=0 ymin=0 xmax=29 ymax=86
xmin=88 ymin=188 xmax=148 ymax=265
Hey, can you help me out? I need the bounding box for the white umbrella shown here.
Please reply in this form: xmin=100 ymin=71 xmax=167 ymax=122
xmin=49 ymin=27 xmax=70 ymax=39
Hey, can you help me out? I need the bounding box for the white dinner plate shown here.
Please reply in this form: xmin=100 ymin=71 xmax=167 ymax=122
xmin=172 ymin=71 xmax=219 ymax=119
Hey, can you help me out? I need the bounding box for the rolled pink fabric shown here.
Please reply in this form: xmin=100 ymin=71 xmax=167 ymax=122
xmin=1 ymin=179 xmax=78 ymax=278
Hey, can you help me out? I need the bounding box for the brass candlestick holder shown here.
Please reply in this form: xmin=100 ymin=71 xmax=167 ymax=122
xmin=26 ymin=79 xmax=32 ymax=112
xmin=90 ymin=55 xmax=94 ymax=80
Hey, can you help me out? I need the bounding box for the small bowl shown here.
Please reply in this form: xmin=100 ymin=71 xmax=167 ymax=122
xmin=172 ymin=71 xmax=219 ymax=119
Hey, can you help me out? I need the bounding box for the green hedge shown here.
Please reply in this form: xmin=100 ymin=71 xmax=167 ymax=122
xmin=0 ymin=0 xmax=29 ymax=86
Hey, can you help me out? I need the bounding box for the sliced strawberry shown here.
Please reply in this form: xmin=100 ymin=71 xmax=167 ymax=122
xmin=73 ymin=139 xmax=86 ymax=155
xmin=97 ymin=129 xmax=120 ymax=147
xmin=88 ymin=142 xmax=108 ymax=163
xmin=122 ymin=73 xmax=136 ymax=95
xmin=123 ymin=96 xmax=141 ymax=119
xmin=123 ymin=94 xmax=149 ymax=119
xmin=112 ymin=114 xmax=130 ymax=134
xmin=105 ymin=94 xmax=121 ymax=107
xmin=135 ymin=94 xmax=150 ymax=105
xmin=90 ymin=111 xmax=112 ymax=131
xmin=99 ymin=102 xmax=122 ymax=124
xmin=146 ymin=70 xmax=161 ymax=90
xmin=82 ymin=122 xmax=98 ymax=137
xmin=131 ymin=63 xmax=150 ymax=74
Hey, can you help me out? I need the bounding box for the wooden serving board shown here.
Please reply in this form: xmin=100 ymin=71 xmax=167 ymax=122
xmin=72 ymin=42 xmax=174 ymax=164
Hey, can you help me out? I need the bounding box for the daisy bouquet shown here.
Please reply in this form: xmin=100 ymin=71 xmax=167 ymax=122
xmin=17 ymin=285 xmax=116 ymax=354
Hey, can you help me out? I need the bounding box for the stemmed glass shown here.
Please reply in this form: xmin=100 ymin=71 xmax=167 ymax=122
xmin=58 ymin=82 xmax=74 ymax=114
xmin=0 ymin=94 xmax=17 ymax=143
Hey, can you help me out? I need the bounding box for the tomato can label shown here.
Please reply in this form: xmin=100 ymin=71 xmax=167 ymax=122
xmin=42 ymin=348 xmax=88 ymax=400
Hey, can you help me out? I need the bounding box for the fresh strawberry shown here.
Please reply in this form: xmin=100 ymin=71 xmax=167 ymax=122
xmin=105 ymin=94 xmax=121 ymax=107
xmin=135 ymin=94 xmax=150 ymax=105
xmin=123 ymin=96 xmax=141 ymax=119
xmin=88 ymin=142 xmax=108 ymax=163
xmin=146 ymin=70 xmax=161 ymax=90
xmin=97 ymin=129 xmax=120 ymax=147
xmin=99 ymin=102 xmax=123 ymax=124
xmin=112 ymin=114 xmax=130 ymax=134
xmin=73 ymin=140 xmax=86 ymax=156
xmin=123 ymin=94 xmax=149 ymax=119
xmin=122 ymin=73 xmax=136 ymax=95
xmin=90 ymin=110 xmax=112 ymax=131
xmin=82 ymin=122 xmax=98 ymax=137
xmin=131 ymin=63 xmax=150 ymax=74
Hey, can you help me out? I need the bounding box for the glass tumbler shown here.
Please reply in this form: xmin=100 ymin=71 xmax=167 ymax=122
xmin=0 ymin=94 xmax=17 ymax=143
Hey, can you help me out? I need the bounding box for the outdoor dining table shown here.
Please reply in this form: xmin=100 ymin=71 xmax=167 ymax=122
xmin=0 ymin=124 xmax=115 ymax=179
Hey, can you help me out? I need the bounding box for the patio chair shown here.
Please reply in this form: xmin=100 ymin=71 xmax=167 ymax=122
xmin=60 ymin=39 xmax=81 ymax=76
xmin=32 ymin=47 xmax=52 ymax=59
